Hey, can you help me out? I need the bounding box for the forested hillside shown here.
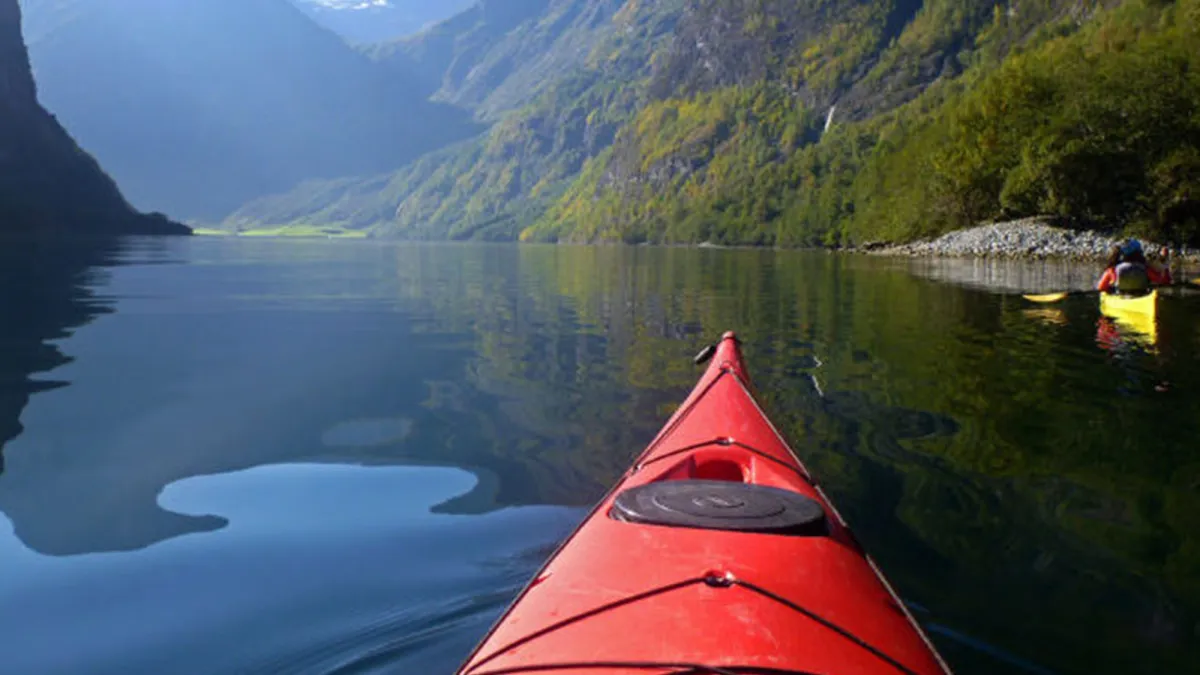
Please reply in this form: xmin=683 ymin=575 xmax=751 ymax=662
xmin=231 ymin=0 xmax=1200 ymax=248
xmin=533 ymin=0 xmax=1200 ymax=247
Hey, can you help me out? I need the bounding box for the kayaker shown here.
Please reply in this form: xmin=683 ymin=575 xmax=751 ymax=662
xmin=1151 ymin=245 xmax=1174 ymax=280
xmin=1096 ymin=239 xmax=1171 ymax=293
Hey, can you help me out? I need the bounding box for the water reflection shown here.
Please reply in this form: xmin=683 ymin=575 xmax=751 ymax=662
xmin=1023 ymin=306 xmax=1068 ymax=327
xmin=0 ymin=313 xmax=478 ymax=553
xmin=0 ymin=239 xmax=1196 ymax=674
xmin=391 ymin=244 xmax=1199 ymax=674
xmin=0 ymin=463 xmax=579 ymax=675
xmin=898 ymin=255 xmax=1104 ymax=293
xmin=1097 ymin=315 xmax=1158 ymax=354
xmin=0 ymin=238 xmax=133 ymax=472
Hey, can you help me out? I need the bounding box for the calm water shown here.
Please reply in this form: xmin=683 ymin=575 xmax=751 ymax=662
xmin=0 ymin=237 xmax=1197 ymax=674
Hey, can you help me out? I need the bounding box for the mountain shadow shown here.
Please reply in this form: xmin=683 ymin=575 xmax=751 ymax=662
xmin=21 ymin=0 xmax=479 ymax=221
xmin=2 ymin=0 xmax=188 ymax=237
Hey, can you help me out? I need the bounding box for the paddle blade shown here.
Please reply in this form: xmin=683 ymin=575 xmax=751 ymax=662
xmin=1023 ymin=292 xmax=1071 ymax=303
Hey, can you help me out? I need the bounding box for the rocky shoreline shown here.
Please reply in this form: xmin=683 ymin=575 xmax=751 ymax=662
xmin=859 ymin=217 xmax=1199 ymax=262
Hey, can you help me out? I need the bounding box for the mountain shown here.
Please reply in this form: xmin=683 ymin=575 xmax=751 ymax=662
xmin=0 ymin=0 xmax=186 ymax=236
xmin=20 ymin=0 xmax=478 ymax=221
xmin=366 ymin=0 xmax=636 ymax=121
xmin=1 ymin=0 xmax=184 ymax=473
xmin=537 ymin=0 xmax=1197 ymax=248
xmin=229 ymin=0 xmax=1200 ymax=248
xmin=289 ymin=0 xmax=475 ymax=44
xmin=227 ymin=0 xmax=679 ymax=235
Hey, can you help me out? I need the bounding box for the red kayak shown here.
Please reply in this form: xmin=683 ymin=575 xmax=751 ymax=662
xmin=458 ymin=332 xmax=952 ymax=675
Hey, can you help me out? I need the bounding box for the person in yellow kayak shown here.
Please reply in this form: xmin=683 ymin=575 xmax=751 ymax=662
xmin=1096 ymin=239 xmax=1172 ymax=293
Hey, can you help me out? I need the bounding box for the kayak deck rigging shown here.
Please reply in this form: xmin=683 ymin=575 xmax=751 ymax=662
xmin=467 ymin=572 xmax=930 ymax=675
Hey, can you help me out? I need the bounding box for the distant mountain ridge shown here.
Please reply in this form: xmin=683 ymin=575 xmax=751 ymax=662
xmin=21 ymin=0 xmax=478 ymax=221
xmin=1 ymin=0 xmax=186 ymax=236
xmin=289 ymin=0 xmax=475 ymax=44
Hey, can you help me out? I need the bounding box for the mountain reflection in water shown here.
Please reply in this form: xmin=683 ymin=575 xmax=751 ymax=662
xmin=0 ymin=238 xmax=1195 ymax=675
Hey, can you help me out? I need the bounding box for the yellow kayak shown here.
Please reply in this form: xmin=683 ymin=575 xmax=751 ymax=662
xmin=1099 ymin=289 xmax=1158 ymax=345
xmin=1100 ymin=289 xmax=1158 ymax=315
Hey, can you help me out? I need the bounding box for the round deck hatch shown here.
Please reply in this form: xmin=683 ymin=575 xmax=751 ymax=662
xmin=611 ymin=480 xmax=827 ymax=536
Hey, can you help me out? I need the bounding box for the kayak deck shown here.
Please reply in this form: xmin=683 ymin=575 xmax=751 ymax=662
xmin=457 ymin=333 xmax=951 ymax=675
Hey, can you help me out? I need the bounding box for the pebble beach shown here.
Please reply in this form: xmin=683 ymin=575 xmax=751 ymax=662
xmin=865 ymin=218 xmax=1199 ymax=262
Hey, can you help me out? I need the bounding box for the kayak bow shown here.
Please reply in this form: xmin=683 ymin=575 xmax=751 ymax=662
xmin=1023 ymin=278 xmax=1200 ymax=304
xmin=457 ymin=332 xmax=953 ymax=675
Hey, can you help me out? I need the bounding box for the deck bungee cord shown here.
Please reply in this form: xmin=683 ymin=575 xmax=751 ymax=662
xmin=464 ymin=573 xmax=926 ymax=675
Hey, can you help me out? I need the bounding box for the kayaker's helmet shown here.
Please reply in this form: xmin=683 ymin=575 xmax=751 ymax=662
xmin=1121 ymin=239 xmax=1143 ymax=257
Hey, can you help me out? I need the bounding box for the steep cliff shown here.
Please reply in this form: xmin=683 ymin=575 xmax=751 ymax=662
xmin=21 ymin=0 xmax=477 ymax=221
xmin=0 ymin=0 xmax=186 ymax=236
xmin=1 ymin=0 xmax=185 ymax=471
